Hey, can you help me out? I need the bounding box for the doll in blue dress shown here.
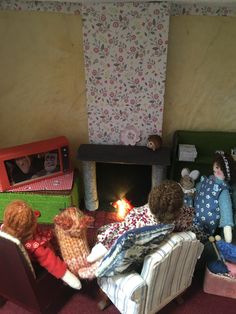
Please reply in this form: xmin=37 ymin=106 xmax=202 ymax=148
xmin=192 ymin=152 xmax=235 ymax=243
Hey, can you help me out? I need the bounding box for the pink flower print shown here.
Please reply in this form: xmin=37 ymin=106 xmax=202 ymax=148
xmin=92 ymin=70 xmax=97 ymax=76
xmin=113 ymin=21 xmax=119 ymax=28
xmin=118 ymin=56 xmax=123 ymax=62
xmin=56 ymin=4 xmax=62 ymax=11
xmin=130 ymin=99 xmax=135 ymax=105
xmin=100 ymin=14 xmax=106 ymax=22
xmin=130 ymin=47 xmax=136 ymax=53
xmin=154 ymin=93 xmax=159 ymax=99
xmin=120 ymin=125 xmax=140 ymax=146
xmin=138 ymin=71 xmax=143 ymax=77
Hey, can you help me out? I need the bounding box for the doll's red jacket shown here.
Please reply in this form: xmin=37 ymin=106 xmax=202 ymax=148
xmin=24 ymin=226 xmax=67 ymax=279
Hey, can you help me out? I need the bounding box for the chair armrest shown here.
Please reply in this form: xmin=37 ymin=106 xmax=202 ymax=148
xmin=98 ymin=271 xmax=147 ymax=302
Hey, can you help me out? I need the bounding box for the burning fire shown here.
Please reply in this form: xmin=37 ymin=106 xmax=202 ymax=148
xmin=112 ymin=198 xmax=133 ymax=220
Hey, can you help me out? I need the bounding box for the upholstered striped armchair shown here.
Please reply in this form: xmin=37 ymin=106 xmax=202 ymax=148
xmin=97 ymin=231 xmax=203 ymax=314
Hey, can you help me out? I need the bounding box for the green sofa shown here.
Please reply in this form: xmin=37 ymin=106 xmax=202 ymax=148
xmin=170 ymin=130 xmax=236 ymax=181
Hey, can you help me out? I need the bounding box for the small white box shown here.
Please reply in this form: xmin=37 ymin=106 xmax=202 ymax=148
xmin=178 ymin=144 xmax=197 ymax=162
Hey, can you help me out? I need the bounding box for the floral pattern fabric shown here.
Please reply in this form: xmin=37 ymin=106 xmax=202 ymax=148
xmin=1 ymin=1 xmax=236 ymax=17
xmin=193 ymin=175 xmax=228 ymax=235
xmin=96 ymin=203 xmax=159 ymax=250
xmin=81 ymin=2 xmax=169 ymax=145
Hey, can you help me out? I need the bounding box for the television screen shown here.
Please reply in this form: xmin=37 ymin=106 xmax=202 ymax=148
xmin=5 ymin=149 xmax=61 ymax=187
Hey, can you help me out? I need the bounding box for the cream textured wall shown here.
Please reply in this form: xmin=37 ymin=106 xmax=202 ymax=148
xmin=1 ymin=11 xmax=236 ymax=160
xmin=162 ymin=15 xmax=236 ymax=145
xmin=0 ymin=10 xmax=88 ymax=166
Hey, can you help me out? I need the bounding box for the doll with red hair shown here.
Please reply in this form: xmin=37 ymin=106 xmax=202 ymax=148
xmin=1 ymin=200 xmax=82 ymax=290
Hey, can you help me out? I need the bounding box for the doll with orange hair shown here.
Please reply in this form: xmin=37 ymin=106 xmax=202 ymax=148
xmin=1 ymin=200 xmax=82 ymax=290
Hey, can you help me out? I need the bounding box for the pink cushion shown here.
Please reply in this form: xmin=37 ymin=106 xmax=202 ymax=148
xmin=204 ymin=267 xmax=236 ymax=299
xmin=226 ymin=262 xmax=236 ymax=278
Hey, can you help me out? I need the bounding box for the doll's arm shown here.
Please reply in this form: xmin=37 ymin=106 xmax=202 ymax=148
xmin=34 ymin=245 xmax=81 ymax=289
xmin=195 ymin=175 xmax=205 ymax=192
xmin=223 ymin=226 xmax=232 ymax=243
xmin=61 ymin=270 xmax=82 ymax=289
xmin=219 ymin=190 xmax=234 ymax=243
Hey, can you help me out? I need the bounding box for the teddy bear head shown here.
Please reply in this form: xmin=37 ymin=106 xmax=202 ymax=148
xmin=179 ymin=168 xmax=200 ymax=194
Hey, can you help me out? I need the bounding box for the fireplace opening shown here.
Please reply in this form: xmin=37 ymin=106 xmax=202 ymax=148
xmin=96 ymin=163 xmax=152 ymax=211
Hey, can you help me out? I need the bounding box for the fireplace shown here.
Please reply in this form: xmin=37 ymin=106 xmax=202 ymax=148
xmin=96 ymin=162 xmax=152 ymax=210
xmin=77 ymin=144 xmax=170 ymax=211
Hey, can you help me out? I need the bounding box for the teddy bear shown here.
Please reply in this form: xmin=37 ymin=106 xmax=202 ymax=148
xmin=1 ymin=200 xmax=82 ymax=290
xmin=179 ymin=168 xmax=200 ymax=207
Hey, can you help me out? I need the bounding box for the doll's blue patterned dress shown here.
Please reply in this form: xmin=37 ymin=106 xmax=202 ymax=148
xmin=193 ymin=175 xmax=229 ymax=236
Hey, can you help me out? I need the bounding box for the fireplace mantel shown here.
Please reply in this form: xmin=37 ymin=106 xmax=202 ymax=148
xmin=77 ymin=144 xmax=170 ymax=165
xmin=77 ymin=144 xmax=170 ymax=210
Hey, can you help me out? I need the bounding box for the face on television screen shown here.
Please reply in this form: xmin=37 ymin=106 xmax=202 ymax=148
xmin=4 ymin=149 xmax=60 ymax=186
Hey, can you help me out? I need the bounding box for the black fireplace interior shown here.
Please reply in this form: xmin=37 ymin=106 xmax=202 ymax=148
xmin=96 ymin=162 xmax=152 ymax=211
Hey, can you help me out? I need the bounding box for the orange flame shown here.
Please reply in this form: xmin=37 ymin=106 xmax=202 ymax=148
xmin=112 ymin=198 xmax=133 ymax=220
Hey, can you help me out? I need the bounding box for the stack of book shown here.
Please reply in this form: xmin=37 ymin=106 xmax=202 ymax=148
xmin=178 ymin=144 xmax=197 ymax=162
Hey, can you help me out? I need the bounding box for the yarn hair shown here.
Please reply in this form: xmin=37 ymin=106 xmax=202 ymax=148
xmin=148 ymin=180 xmax=184 ymax=223
xmin=2 ymin=200 xmax=37 ymax=243
xmin=213 ymin=153 xmax=235 ymax=183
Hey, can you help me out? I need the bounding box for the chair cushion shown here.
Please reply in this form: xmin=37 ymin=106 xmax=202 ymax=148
xmin=0 ymin=230 xmax=36 ymax=277
xmin=95 ymin=223 xmax=174 ymax=277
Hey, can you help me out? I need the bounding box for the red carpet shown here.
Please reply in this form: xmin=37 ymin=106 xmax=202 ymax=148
xmin=1 ymin=210 xmax=236 ymax=313
xmin=158 ymin=272 xmax=236 ymax=314
xmin=1 ymin=273 xmax=236 ymax=314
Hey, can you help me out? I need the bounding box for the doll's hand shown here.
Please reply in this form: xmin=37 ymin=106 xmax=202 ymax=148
xmin=62 ymin=270 xmax=82 ymax=290
xmin=223 ymin=225 xmax=232 ymax=243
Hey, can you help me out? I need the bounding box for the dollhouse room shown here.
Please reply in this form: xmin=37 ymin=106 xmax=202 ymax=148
xmin=0 ymin=0 xmax=236 ymax=313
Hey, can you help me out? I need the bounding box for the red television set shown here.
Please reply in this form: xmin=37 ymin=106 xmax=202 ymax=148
xmin=0 ymin=136 xmax=71 ymax=192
